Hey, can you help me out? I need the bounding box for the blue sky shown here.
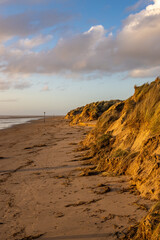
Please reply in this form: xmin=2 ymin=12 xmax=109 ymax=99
xmin=0 ymin=0 xmax=160 ymax=115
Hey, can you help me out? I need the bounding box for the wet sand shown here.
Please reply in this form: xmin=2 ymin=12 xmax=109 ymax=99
xmin=0 ymin=117 xmax=155 ymax=240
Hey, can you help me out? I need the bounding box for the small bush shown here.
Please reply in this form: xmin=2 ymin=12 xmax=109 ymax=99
xmin=113 ymin=148 xmax=129 ymax=158
xmin=96 ymin=133 xmax=112 ymax=149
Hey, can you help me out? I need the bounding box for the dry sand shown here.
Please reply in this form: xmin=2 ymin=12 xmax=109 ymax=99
xmin=0 ymin=117 xmax=155 ymax=240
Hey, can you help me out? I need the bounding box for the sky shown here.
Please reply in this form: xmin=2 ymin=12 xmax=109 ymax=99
xmin=0 ymin=0 xmax=160 ymax=115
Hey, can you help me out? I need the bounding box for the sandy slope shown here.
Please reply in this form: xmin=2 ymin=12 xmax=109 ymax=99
xmin=0 ymin=117 xmax=155 ymax=240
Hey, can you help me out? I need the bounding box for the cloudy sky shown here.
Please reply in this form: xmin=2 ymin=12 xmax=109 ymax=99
xmin=0 ymin=0 xmax=160 ymax=115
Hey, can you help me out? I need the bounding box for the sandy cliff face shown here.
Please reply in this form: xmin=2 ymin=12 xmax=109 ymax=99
xmin=81 ymin=77 xmax=160 ymax=201
xmin=65 ymin=77 xmax=160 ymax=239
xmin=123 ymin=202 xmax=160 ymax=240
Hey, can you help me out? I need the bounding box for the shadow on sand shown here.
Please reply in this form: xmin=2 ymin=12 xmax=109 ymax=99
xmin=0 ymin=165 xmax=77 ymax=174
xmin=40 ymin=233 xmax=113 ymax=239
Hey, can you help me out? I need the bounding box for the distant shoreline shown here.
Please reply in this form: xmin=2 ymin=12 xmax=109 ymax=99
xmin=0 ymin=116 xmax=65 ymax=131
xmin=0 ymin=115 xmax=44 ymax=119
xmin=0 ymin=116 xmax=43 ymax=131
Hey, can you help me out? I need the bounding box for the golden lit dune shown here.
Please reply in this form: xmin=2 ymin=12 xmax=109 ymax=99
xmin=66 ymin=77 xmax=160 ymax=239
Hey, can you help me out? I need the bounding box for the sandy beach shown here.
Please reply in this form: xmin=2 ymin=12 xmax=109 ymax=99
xmin=0 ymin=117 xmax=155 ymax=240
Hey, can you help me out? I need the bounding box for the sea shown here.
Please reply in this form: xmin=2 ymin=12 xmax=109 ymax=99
xmin=0 ymin=116 xmax=42 ymax=130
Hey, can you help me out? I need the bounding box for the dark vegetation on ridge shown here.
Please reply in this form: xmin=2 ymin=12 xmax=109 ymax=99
xmin=65 ymin=100 xmax=120 ymax=124
xmin=66 ymin=77 xmax=160 ymax=240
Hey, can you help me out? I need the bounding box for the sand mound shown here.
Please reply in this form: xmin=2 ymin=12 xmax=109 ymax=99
xmin=65 ymin=100 xmax=120 ymax=125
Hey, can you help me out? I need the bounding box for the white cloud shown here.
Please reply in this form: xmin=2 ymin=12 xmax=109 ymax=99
xmin=0 ymin=9 xmax=72 ymax=43
xmin=126 ymin=0 xmax=153 ymax=12
xmin=42 ymin=85 xmax=50 ymax=91
xmin=14 ymin=81 xmax=31 ymax=89
xmin=0 ymin=72 xmax=32 ymax=90
xmin=129 ymin=66 xmax=160 ymax=78
xmin=14 ymin=35 xmax=53 ymax=49
xmin=1 ymin=25 xmax=108 ymax=74
xmin=0 ymin=0 xmax=160 ymax=82
xmin=0 ymin=79 xmax=11 ymax=90
xmin=0 ymin=77 xmax=31 ymax=90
